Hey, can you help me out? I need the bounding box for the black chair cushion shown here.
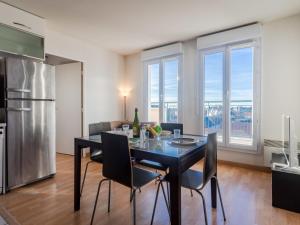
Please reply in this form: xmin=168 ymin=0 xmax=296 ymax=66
xmin=137 ymin=159 xmax=168 ymax=171
xmin=165 ymin=169 xmax=203 ymax=190
xmin=90 ymin=150 xmax=103 ymax=163
xmin=133 ymin=167 xmax=160 ymax=188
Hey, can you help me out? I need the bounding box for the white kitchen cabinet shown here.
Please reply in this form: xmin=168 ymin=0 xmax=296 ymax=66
xmin=0 ymin=2 xmax=45 ymax=37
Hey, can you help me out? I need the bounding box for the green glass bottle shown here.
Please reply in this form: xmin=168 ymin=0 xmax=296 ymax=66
xmin=132 ymin=108 xmax=140 ymax=138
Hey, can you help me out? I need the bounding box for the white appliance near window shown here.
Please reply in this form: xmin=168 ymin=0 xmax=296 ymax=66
xmin=197 ymin=23 xmax=262 ymax=152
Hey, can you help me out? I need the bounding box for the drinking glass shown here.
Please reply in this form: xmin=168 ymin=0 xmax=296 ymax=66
xmin=145 ymin=131 xmax=150 ymax=140
xmin=122 ymin=124 xmax=130 ymax=136
xmin=113 ymin=127 xmax=122 ymax=134
xmin=174 ymin=129 xmax=181 ymax=138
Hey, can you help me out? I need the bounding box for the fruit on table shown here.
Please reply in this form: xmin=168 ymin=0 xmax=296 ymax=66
xmin=148 ymin=127 xmax=158 ymax=137
xmin=154 ymin=125 xmax=162 ymax=134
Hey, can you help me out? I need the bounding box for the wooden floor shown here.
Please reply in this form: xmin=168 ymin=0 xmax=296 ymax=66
xmin=0 ymin=154 xmax=300 ymax=225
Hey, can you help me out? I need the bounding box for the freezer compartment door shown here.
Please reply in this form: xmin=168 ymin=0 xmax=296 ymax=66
xmin=6 ymin=100 xmax=56 ymax=189
xmin=6 ymin=57 xmax=55 ymax=100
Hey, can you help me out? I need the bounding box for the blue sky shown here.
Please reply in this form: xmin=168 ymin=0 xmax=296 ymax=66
xmin=149 ymin=59 xmax=178 ymax=102
xmin=150 ymin=47 xmax=253 ymax=103
xmin=205 ymin=47 xmax=253 ymax=102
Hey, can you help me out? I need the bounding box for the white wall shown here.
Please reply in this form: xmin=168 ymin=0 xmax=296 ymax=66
xmin=45 ymin=27 xmax=125 ymax=135
xmin=124 ymin=14 xmax=300 ymax=166
xmin=262 ymin=14 xmax=300 ymax=140
xmin=124 ymin=53 xmax=143 ymax=121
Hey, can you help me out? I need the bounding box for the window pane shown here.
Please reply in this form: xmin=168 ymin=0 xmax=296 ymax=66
xmin=229 ymin=47 xmax=253 ymax=145
xmin=163 ymin=58 xmax=179 ymax=123
xmin=148 ymin=63 xmax=160 ymax=123
xmin=204 ymin=52 xmax=224 ymax=142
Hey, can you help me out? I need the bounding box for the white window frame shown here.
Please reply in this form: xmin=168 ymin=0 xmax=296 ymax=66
xmin=143 ymin=54 xmax=183 ymax=123
xmin=199 ymin=39 xmax=261 ymax=153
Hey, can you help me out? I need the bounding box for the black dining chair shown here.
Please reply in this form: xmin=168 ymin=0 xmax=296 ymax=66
xmin=80 ymin=122 xmax=111 ymax=196
xmin=90 ymin=132 xmax=160 ymax=225
xmin=160 ymin=123 xmax=183 ymax=135
xmin=137 ymin=123 xmax=184 ymax=198
xmin=137 ymin=123 xmax=183 ymax=173
xmin=151 ymin=132 xmax=226 ymax=225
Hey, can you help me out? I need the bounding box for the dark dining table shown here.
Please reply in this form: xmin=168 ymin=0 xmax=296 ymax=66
xmin=74 ymin=134 xmax=217 ymax=225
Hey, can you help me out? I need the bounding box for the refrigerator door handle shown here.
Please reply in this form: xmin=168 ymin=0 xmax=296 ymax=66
xmin=7 ymin=88 xmax=31 ymax=93
xmin=7 ymin=107 xmax=31 ymax=112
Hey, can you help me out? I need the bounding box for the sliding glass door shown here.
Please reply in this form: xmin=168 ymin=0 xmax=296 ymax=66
xmin=148 ymin=62 xmax=160 ymax=123
xmin=201 ymin=41 xmax=259 ymax=150
xmin=229 ymin=46 xmax=254 ymax=146
xmin=145 ymin=56 xmax=181 ymax=123
xmin=203 ymin=50 xmax=225 ymax=143
xmin=163 ymin=58 xmax=179 ymax=123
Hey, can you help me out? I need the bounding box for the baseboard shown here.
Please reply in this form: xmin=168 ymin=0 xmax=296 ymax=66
xmin=218 ymin=160 xmax=271 ymax=172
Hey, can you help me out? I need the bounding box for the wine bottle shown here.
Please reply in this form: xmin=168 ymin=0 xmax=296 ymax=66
xmin=132 ymin=108 xmax=140 ymax=138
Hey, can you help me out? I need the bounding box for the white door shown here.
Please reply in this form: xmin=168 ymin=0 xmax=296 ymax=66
xmin=55 ymin=62 xmax=82 ymax=155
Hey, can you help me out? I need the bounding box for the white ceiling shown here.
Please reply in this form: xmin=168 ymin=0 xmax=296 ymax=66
xmin=3 ymin=0 xmax=300 ymax=55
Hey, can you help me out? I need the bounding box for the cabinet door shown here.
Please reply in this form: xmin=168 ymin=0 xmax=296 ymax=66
xmin=0 ymin=2 xmax=45 ymax=37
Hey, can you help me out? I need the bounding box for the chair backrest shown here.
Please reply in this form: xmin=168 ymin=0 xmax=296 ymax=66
xmin=89 ymin=122 xmax=111 ymax=136
xmin=202 ymin=132 xmax=217 ymax=186
xmin=160 ymin=123 xmax=183 ymax=135
xmin=101 ymin=132 xmax=133 ymax=188
xmin=89 ymin=122 xmax=112 ymax=158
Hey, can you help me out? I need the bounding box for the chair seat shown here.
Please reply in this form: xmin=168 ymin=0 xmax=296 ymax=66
xmin=133 ymin=167 xmax=160 ymax=188
xmin=137 ymin=159 xmax=168 ymax=171
xmin=165 ymin=169 xmax=203 ymax=190
xmin=91 ymin=150 xmax=103 ymax=163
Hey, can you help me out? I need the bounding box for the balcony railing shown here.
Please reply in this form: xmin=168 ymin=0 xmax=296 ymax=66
xmin=204 ymin=100 xmax=253 ymax=145
xmin=150 ymin=100 xmax=253 ymax=145
xmin=150 ymin=101 xmax=178 ymax=123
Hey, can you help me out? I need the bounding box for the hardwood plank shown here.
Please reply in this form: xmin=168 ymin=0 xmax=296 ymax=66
xmin=0 ymin=154 xmax=299 ymax=225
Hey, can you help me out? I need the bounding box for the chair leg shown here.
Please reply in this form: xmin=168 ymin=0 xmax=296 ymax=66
xmin=161 ymin=182 xmax=171 ymax=218
xmin=90 ymin=179 xmax=108 ymax=225
xmin=108 ymin=180 xmax=111 ymax=213
xmin=196 ymin=190 xmax=208 ymax=225
xmin=164 ymin=170 xmax=170 ymax=205
xmin=166 ymin=183 xmax=170 ymax=205
xmin=132 ymin=189 xmax=137 ymax=225
xmin=150 ymin=181 xmax=161 ymax=225
xmin=214 ymin=177 xmax=226 ymax=221
xmin=130 ymin=189 xmax=134 ymax=202
xmin=81 ymin=161 xmax=92 ymax=196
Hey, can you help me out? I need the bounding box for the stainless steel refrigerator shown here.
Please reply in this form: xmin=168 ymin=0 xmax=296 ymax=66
xmin=0 ymin=57 xmax=56 ymax=190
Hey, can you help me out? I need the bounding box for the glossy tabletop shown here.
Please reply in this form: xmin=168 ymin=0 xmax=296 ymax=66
xmin=78 ymin=134 xmax=207 ymax=159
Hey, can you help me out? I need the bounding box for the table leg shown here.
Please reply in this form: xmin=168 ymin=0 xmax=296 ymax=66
xmin=169 ymin=165 xmax=181 ymax=225
xmin=74 ymin=141 xmax=81 ymax=211
xmin=211 ymin=172 xmax=217 ymax=208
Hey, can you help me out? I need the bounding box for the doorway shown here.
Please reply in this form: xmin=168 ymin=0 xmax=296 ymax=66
xmin=46 ymin=54 xmax=83 ymax=155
